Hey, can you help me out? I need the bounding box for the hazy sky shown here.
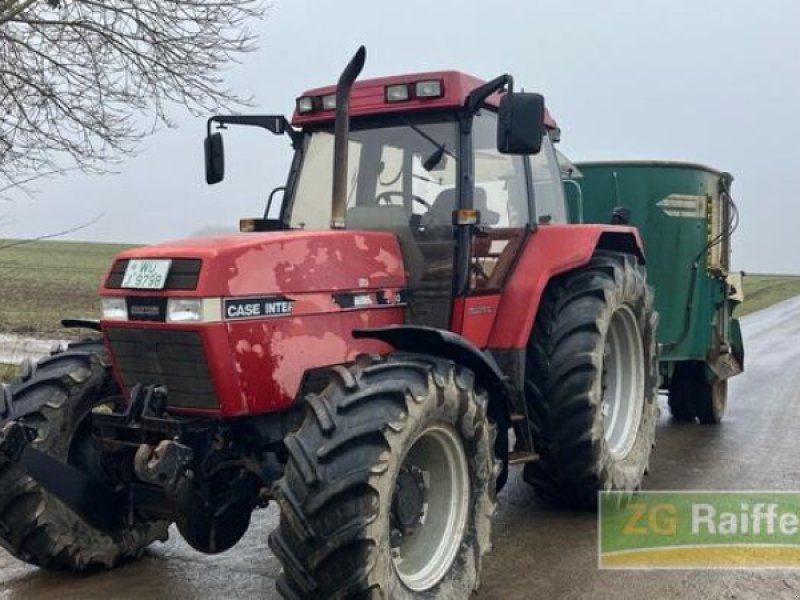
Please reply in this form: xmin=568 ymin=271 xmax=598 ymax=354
xmin=3 ymin=0 xmax=798 ymax=273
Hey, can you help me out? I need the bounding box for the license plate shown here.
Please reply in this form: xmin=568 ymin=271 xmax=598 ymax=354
xmin=121 ymin=259 xmax=172 ymax=290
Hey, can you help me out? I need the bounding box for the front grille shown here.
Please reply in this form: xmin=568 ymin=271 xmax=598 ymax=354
xmin=126 ymin=297 xmax=167 ymax=322
xmin=105 ymin=328 xmax=218 ymax=409
xmin=105 ymin=258 xmax=202 ymax=290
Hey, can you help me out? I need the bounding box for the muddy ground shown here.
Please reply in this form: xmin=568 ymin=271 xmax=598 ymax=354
xmin=2 ymin=297 xmax=800 ymax=599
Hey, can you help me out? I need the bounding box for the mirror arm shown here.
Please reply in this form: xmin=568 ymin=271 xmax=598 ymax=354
xmin=264 ymin=186 xmax=286 ymax=219
xmin=465 ymin=74 xmax=514 ymax=115
xmin=206 ymin=115 xmax=302 ymax=148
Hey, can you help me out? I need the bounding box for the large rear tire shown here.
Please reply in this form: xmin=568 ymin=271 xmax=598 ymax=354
xmin=0 ymin=341 xmax=169 ymax=570
xmin=523 ymin=251 xmax=659 ymax=508
xmin=270 ymin=353 xmax=497 ymax=599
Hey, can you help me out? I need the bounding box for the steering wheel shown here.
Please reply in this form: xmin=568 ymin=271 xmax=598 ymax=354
xmin=375 ymin=191 xmax=432 ymax=211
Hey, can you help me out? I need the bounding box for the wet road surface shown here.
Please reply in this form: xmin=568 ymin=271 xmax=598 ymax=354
xmin=2 ymin=297 xmax=800 ymax=599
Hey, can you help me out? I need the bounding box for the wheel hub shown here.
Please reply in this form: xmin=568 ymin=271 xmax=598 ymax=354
xmin=391 ymin=465 xmax=427 ymax=537
xmin=390 ymin=425 xmax=470 ymax=592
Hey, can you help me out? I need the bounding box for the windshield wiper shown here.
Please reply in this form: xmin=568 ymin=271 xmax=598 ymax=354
xmin=422 ymin=146 xmax=446 ymax=171
xmin=401 ymin=118 xmax=456 ymax=171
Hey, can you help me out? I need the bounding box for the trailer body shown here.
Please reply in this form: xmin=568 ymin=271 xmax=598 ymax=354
xmin=566 ymin=161 xmax=744 ymax=386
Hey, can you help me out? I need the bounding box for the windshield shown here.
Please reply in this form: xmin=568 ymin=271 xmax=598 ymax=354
xmin=285 ymin=118 xmax=458 ymax=230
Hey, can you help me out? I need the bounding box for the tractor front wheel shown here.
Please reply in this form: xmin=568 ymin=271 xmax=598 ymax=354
xmin=270 ymin=353 xmax=497 ymax=599
xmin=0 ymin=341 xmax=169 ymax=570
xmin=523 ymin=251 xmax=659 ymax=508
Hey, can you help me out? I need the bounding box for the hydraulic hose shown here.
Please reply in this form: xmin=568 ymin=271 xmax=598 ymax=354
xmin=662 ymin=173 xmax=739 ymax=352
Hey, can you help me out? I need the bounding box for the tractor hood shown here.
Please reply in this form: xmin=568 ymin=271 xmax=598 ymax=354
xmin=101 ymin=230 xmax=407 ymax=297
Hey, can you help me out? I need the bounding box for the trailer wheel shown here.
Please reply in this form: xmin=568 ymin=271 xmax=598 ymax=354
xmin=696 ymin=377 xmax=727 ymax=424
xmin=0 ymin=341 xmax=169 ymax=570
xmin=667 ymin=364 xmax=697 ymax=422
xmin=667 ymin=362 xmax=727 ymax=424
xmin=270 ymin=353 xmax=496 ymax=599
xmin=523 ymin=251 xmax=659 ymax=508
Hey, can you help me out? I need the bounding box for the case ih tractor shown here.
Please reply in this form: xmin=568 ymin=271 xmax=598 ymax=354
xmin=0 ymin=48 xmax=660 ymax=597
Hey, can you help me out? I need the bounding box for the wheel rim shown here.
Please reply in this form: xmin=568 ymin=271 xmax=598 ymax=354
xmin=391 ymin=425 xmax=470 ymax=592
xmin=601 ymin=305 xmax=645 ymax=459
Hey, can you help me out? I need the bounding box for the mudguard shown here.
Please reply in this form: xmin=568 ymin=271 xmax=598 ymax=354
xmin=61 ymin=318 xmax=101 ymax=332
xmin=488 ymin=224 xmax=644 ymax=349
xmin=353 ymin=325 xmax=509 ymax=405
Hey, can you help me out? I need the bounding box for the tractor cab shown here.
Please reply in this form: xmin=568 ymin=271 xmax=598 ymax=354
xmin=207 ymin=70 xmax=567 ymax=331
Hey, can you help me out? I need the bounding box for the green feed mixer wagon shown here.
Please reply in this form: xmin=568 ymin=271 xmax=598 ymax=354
xmin=564 ymin=161 xmax=744 ymax=423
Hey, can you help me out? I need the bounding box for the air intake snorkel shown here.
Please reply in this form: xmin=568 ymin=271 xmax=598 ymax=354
xmin=330 ymin=46 xmax=367 ymax=229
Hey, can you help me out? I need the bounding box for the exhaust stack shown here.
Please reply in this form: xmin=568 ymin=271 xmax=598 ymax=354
xmin=330 ymin=46 xmax=366 ymax=229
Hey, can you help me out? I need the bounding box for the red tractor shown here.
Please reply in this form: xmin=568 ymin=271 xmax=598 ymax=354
xmin=0 ymin=48 xmax=657 ymax=597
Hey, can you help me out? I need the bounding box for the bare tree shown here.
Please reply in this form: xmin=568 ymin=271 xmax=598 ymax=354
xmin=0 ymin=0 xmax=267 ymax=197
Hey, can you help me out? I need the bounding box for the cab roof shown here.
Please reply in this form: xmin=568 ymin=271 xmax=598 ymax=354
xmin=292 ymin=70 xmax=557 ymax=129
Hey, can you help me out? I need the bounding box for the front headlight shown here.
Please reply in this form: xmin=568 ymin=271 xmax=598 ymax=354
xmin=101 ymin=297 xmax=127 ymax=320
xmin=167 ymin=298 xmax=202 ymax=322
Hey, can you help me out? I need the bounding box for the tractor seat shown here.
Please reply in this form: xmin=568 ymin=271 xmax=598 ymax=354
xmin=346 ymin=205 xmax=424 ymax=288
xmin=420 ymin=186 xmax=499 ymax=230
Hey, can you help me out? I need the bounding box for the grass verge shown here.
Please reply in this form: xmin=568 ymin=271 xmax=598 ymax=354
xmin=0 ymin=363 xmax=19 ymax=384
xmin=0 ymin=238 xmax=134 ymax=337
xmin=739 ymin=274 xmax=800 ymax=317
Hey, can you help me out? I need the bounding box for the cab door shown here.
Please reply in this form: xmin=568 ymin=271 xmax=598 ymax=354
xmin=453 ymin=111 xmax=531 ymax=347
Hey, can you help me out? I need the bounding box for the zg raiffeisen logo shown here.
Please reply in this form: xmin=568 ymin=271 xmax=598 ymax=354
xmin=599 ymin=492 xmax=800 ymax=568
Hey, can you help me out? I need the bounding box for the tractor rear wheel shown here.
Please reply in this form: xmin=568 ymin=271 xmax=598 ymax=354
xmin=0 ymin=340 xmax=169 ymax=570
xmin=523 ymin=251 xmax=659 ymax=508
xmin=270 ymin=353 xmax=497 ymax=599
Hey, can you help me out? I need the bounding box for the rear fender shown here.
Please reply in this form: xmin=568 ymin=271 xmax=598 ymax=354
xmin=487 ymin=225 xmax=644 ymax=349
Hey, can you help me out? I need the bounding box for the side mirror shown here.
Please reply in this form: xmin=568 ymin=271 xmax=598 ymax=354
xmin=205 ymin=132 xmax=225 ymax=185
xmin=497 ymin=92 xmax=546 ymax=155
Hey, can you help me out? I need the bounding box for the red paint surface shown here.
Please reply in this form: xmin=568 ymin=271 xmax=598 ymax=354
xmin=101 ymin=230 xmax=406 ymax=298
xmin=457 ymin=295 xmax=502 ymax=348
xmin=224 ymin=306 xmax=399 ymax=415
xmin=100 ymin=222 xmax=643 ymax=415
xmin=100 ymin=230 xmax=407 ymax=416
xmin=487 ymin=225 xmax=643 ymax=349
xmin=292 ymin=70 xmax=558 ymax=129
xmin=102 ymin=311 xmax=399 ymax=418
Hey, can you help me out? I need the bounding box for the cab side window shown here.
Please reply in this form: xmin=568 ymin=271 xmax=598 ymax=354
xmin=465 ymin=112 xmax=529 ymax=292
xmin=529 ymin=136 xmax=567 ymax=224
xmin=472 ymin=112 xmax=529 ymax=228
